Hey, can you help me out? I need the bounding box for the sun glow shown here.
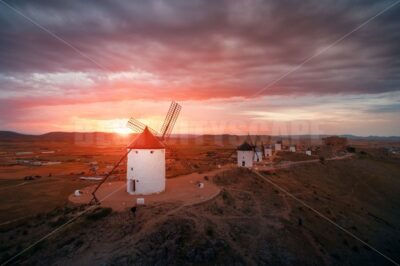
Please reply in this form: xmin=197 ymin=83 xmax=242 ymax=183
xmin=71 ymin=118 xmax=134 ymax=135
xmin=114 ymin=126 xmax=131 ymax=135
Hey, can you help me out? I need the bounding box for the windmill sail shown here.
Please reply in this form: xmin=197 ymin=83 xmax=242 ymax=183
xmin=127 ymin=118 xmax=158 ymax=135
xmin=160 ymin=101 xmax=181 ymax=140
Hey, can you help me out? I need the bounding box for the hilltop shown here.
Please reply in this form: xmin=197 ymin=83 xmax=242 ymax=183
xmin=1 ymin=153 xmax=399 ymax=265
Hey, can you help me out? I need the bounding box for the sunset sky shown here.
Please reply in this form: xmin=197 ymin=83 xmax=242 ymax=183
xmin=0 ymin=0 xmax=399 ymax=136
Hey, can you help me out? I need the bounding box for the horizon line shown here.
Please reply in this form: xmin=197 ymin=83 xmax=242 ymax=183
xmin=1 ymin=130 xmax=400 ymax=138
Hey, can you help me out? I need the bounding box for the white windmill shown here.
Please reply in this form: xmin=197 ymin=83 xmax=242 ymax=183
xmin=264 ymin=145 xmax=273 ymax=157
xmin=237 ymin=141 xmax=254 ymax=168
xmin=275 ymin=139 xmax=282 ymax=151
xmin=126 ymin=127 xmax=166 ymax=194
xmin=236 ymin=135 xmax=261 ymax=167
xmin=91 ymin=101 xmax=182 ymax=203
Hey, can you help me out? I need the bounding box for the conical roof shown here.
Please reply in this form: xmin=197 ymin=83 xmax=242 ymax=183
xmin=237 ymin=141 xmax=253 ymax=151
xmin=128 ymin=127 xmax=165 ymax=149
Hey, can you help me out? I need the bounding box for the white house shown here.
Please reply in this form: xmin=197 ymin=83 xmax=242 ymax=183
xmin=237 ymin=142 xmax=254 ymax=168
xmin=275 ymin=141 xmax=282 ymax=151
xmin=127 ymin=127 xmax=165 ymax=195
xmin=264 ymin=146 xmax=273 ymax=157
xmin=253 ymin=146 xmax=263 ymax=162
xmin=306 ymin=149 xmax=312 ymax=156
xmin=289 ymin=145 xmax=296 ymax=152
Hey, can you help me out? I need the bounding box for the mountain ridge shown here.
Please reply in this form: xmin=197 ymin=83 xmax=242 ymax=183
xmin=1 ymin=131 xmax=399 ymax=142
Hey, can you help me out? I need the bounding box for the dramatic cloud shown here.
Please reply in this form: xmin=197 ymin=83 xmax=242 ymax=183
xmin=0 ymin=0 xmax=399 ymax=135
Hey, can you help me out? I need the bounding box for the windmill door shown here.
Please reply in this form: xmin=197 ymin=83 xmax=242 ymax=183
xmin=129 ymin=179 xmax=136 ymax=192
xmin=242 ymin=161 xmax=245 ymax=167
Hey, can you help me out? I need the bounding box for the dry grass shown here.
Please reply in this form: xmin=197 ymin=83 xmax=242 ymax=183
xmin=1 ymin=140 xmax=399 ymax=265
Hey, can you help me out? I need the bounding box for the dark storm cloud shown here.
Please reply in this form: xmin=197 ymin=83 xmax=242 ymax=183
xmin=0 ymin=0 xmax=400 ymax=99
xmin=367 ymin=103 xmax=400 ymax=113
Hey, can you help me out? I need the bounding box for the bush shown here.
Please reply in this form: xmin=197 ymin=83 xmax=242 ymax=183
xmin=346 ymin=146 xmax=356 ymax=153
xmin=205 ymin=226 xmax=214 ymax=237
xmin=221 ymin=190 xmax=234 ymax=206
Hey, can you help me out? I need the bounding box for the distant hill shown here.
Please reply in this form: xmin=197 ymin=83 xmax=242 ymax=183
xmin=0 ymin=131 xmax=133 ymax=144
xmin=340 ymin=134 xmax=400 ymax=142
xmin=1 ymin=131 xmax=399 ymax=143
xmin=0 ymin=131 xmax=36 ymax=141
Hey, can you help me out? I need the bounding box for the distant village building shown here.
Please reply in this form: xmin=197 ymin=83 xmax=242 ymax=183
xmin=289 ymin=145 xmax=296 ymax=152
xmin=275 ymin=140 xmax=282 ymax=151
xmin=253 ymin=146 xmax=263 ymax=162
xmin=237 ymin=142 xmax=254 ymax=168
xmin=127 ymin=127 xmax=166 ymax=195
xmin=306 ymin=149 xmax=312 ymax=156
xmin=264 ymin=145 xmax=273 ymax=157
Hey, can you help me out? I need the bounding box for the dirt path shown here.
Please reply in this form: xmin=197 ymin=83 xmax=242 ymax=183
xmin=70 ymin=164 xmax=233 ymax=211
xmin=257 ymin=153 xmax=354 ymax=171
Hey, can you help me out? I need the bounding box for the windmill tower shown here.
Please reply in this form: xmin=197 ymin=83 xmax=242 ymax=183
xmin=289 ymin=144 xmax=296 ymax=152
xmin=237 ymin=141 xmax=253 ymax=168
xmin=264 ymin=135 xmax=273 ymax=158
xmin=126 ymin=101 xmax=181 ymax=195
xmin=126 ymin=127 xmax=165 ymax=194
xmin=264 ymin=145 xmax=273 ymax=157
xmin=275 ymin=139 xmax=282 ymax=151
xmin=90 ymin=101 xmax=181 ymax=202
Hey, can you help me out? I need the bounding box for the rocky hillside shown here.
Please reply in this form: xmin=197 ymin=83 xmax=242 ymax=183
xmin=1 ymin=155 xmax=400 ymax=265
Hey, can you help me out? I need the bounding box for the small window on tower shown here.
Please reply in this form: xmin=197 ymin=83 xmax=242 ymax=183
xmin=135 ymin=151 xmax=138 ymax=154
xmin=150 ymin=150 xmax=154 ymax=154
xmin=131 ymin=167 xmax=133 ymax=171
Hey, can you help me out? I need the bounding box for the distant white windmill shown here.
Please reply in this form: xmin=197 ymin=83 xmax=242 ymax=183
xmin=237 ymin=141 xmax=254 ymax=168
xmin=91 ymin=101 xmax=182 ymax=203
xmin=275 ymin=140 xmax=282 ymax=151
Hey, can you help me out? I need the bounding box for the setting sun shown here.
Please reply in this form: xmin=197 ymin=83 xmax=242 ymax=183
xmin=114 ymin=126 xmax=131 ymax=135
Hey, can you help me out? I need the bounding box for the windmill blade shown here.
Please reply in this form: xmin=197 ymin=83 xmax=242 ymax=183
xmin=90 ymin=149 xmax=131 ymax=204
xmin=247 ymin=134 xmax=254 ymax=146
xmin=127 ymin=117 xmax=147 ymax=133
xmin=160 ymin=101 xmax=181 ymax=141
xmin=127 ymin=117 xmax=159 ymax=135
xmin=254 ymin=148 xmax=260 ymax=161
xmin=251 ymin=135 xmax=261 ymax=161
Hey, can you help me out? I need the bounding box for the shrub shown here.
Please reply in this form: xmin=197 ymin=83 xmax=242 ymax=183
xmin=205 ymin=226 xmax=214 ymax=237
xmin=221 ymin=190 xmax=234 ymax=206
xmin=346 ymin=146 xmax=356 ymax=153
